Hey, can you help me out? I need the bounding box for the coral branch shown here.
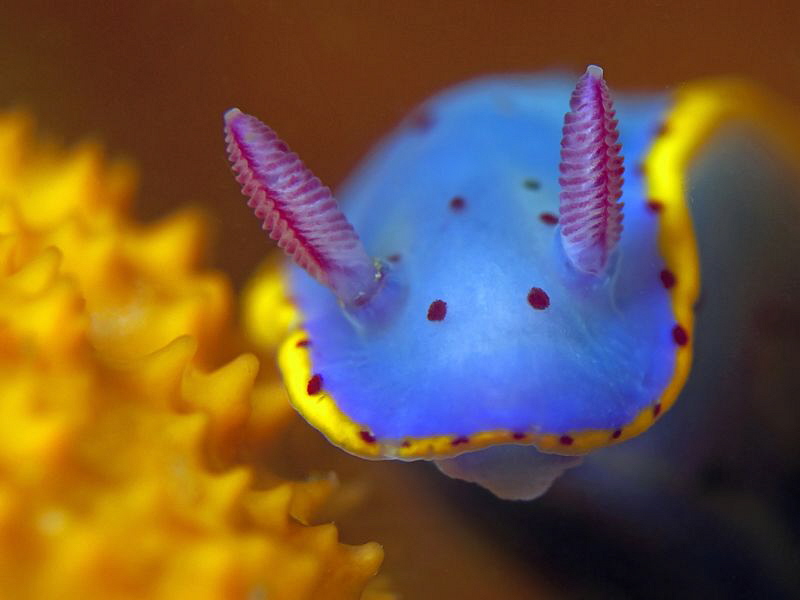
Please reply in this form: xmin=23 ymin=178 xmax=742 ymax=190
xmin=558 ymin=65 xmax=625 ymax=275
xmin=224 ymin=109 xmax=377 ymax=305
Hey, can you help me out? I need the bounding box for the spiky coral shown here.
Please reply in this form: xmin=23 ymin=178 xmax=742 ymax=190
xmin=0 ymin=111 xmax=387 ymax=600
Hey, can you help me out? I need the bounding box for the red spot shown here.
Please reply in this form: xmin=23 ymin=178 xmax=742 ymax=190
xmin=646 ymin=200 xmax=664 ymax=214
xmin=359 ymin=430 xmax=376 ymax=444
xmin=660 ymin=269 xmax=676 ymax=289
xmin=449 ymin=196 xmax=466 ymax=211
xmin=539 ymin=212 xmax=559 ymax=225
xmin=306 ymin=374 xmax=323 ymax=395
xmin=527 ymin=287 xmax=550 ymax=310
xmin=611 ymin=429 xmax=622 ymax=439
xmin=427 ymin=299 xmax=447 ymax=321
xmin=559 ymin=435 xmax=574 ymax=446
xmin=409 ymin=109 xmax=433 ymax=131
xmin=672 ymin=324 xmax=689 ymax=346
xmin=656 ymin=122 xmax=669 ymax=136
xmin=401 ymin=440 xmax=411 ymax=448
xmin=512 ymin=432 xmax=527 ymax=440
xmin=296 ymin=339 xmax=311 ymax=348
xmin=451 ymin=436 xmax=469 ymax=446
xmin=387 ymin=253 xmax=402 ymax=263
xmin=653 ymin=403 xmax=662 ymax=417
xmin=635 ymin=163 xmax=646 ymax=176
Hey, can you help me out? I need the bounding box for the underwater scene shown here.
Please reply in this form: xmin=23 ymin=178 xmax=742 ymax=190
xmin=2 ymin=3 xmax=800 ymax=599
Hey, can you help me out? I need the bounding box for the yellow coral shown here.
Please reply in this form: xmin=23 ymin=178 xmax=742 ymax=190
xmin=0 ymin=111 xmax=386 ymax=599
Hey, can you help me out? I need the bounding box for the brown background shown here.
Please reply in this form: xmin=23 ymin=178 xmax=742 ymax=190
xmin=2 ymin=1 xmax=799 ymax=285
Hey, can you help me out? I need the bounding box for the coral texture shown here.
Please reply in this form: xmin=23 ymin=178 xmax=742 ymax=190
xmin=0 ymin=111 xmax=387 ymax=600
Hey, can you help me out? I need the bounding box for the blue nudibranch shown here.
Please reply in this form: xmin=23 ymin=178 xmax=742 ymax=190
xmin=224 ymin=65 xmax=799 ymax=499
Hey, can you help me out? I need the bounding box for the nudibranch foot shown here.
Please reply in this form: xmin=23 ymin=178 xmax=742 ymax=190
xmin=435 ymin=445 xmax=583 ymax=501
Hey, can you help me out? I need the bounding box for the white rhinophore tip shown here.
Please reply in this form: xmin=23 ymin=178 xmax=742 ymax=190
xmin=586 ymin=64 xmax=604 ymax=79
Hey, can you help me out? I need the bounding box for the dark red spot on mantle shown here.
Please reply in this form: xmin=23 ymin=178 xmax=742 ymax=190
xmin=409 ymin=109 xmax=433 ymax=131
xmin=427 ymin=300 xmax=447 ymax=321
xmin=656 ymin=122 xmax=670 ymax=137
xmin=660 ymin=269 xmax=676 ymax=289
xmin=401 ymin=440 xmax=411 ymax=448
xmin=451 ymin=436 xmax=469 ymax=446
xmin=307 ymin=374 xmax=323 ymax=395
xmin=512 ymin=432 xmax=527 ymax=440
xmin=646 ymin=200 xmax=664 ymax=213
xmin=672 ymin=324 xmax=689 ymax=346
xmin=539 ymin=212 xmax=559 ymax=225
xmin=635 ymin=163 xmax=646 ymax=176
xmin=296 ymin=338 xmax=311 ymax=348
xmin=449 ymin=196 xmax=466 ymax=211
xmin=559 ymin=435 xmax=574 ymax=446
xmin=653 ymin=403 xmax=662 ymax=417
xmin=387 ymin=253 xmax=402 ymax=263
xmin=359 ymin=430 xmax=376 ymax=444
xmin=611 ymin=429 xmax=622 ymax=439
xmin=527 ymin=287 xmax=550 ymax=310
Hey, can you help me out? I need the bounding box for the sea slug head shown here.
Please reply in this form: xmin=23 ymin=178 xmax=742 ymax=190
xmin=224 ymin=65 xmax=696 ymax=498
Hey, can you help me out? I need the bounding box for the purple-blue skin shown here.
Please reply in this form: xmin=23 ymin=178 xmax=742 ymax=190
xmin=224 ymin=66 xmax=690 ymax=500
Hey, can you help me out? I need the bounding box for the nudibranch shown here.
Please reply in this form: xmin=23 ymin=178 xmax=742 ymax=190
xmin=225 ymin=66 xmax=743 ymax=499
